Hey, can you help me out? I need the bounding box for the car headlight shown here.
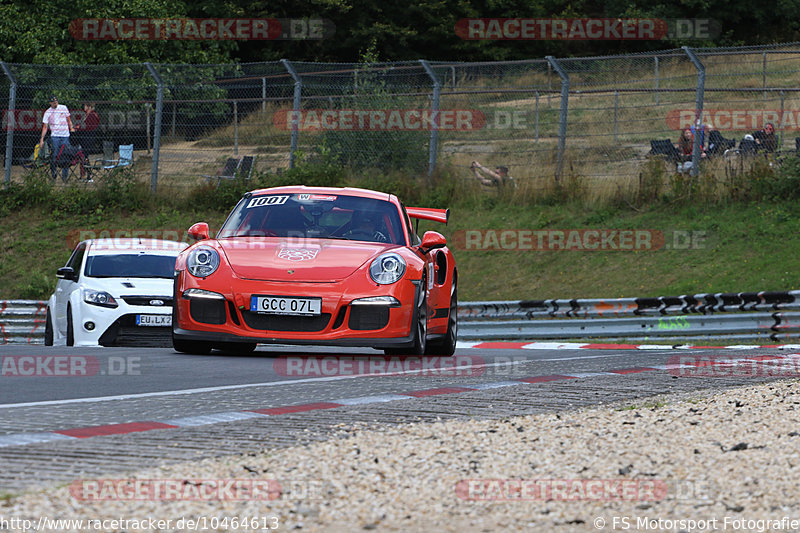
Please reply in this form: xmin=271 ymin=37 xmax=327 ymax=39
xmin=369 ymin=253 xmax=406 ymax=285
xmin=83 ymin=289 xmax=118 ymax=308
xmin=187 ymin=246 xmax=220 ymax=277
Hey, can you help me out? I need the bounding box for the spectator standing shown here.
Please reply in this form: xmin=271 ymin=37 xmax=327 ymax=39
xmin=39 ymin=95 xmax=74 ymax=182
xmin=74 ymin=102 xmax=99 ymax=154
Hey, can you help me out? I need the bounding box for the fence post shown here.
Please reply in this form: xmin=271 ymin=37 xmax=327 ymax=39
xmin=262 ymin=77 xmax=267 ymax=116
xmin=763 ymin=52 xmax=767 ymax=101
xmin=683 ymin=47 xmax=705 ymax=178
xmin=145 ymin=103 xmax=151 ymax=154
xmin=779 ymin=90 xmax=785 ymax=148
xmin=613 ymin=90 xmax=619 ymax=142
xmin=144 ymin=63 xmax=163 ymax=193
xmin=1 ymin=62 xmax=16 ymax=185
xmin=654 ymin=56 xmax=659 ymax=105
xmin=281 ymin=59 xmax=302 ymax=169
xmin=535 ymin=90 xmax=539 ymax=143
xmin=233 ymin=100 xmax=239 ymax=156
xmin=419 ymin=60 xmax=440 ymax=181
xmin=546 ymin=56 xmax=569 ymax=185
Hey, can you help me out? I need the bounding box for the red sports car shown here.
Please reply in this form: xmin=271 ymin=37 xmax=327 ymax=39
xmin=172 ymin=186 xmax=457 ymax=355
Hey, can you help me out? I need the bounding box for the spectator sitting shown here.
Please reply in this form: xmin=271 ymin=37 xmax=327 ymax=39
xmin=470 ymin=161 xmax=517 ymax=188
xmin=676 ymin=127 xmax=706 ymax=172
xmin=753 ymin=122 xmax=777 ymax=152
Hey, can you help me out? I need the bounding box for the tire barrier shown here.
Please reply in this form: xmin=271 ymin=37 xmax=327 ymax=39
xmin=0 ymin=300 xmax=47 ymax=345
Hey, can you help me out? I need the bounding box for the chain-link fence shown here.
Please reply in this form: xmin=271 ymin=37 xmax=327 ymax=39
xmin=3 ymin=42 xmax=800 ymax=195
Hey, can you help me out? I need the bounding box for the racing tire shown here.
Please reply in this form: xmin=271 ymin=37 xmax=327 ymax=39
xmin=172 ymin=334 xmax=213 ymax=355
xmin=426 ymin=282 xmax=457 ymax=356
xmin=44 ymin=307 xmax=54 ymax=346
xmin=385 ymin=276 xmax=427 ymax=356
xmin=66 ymin=306 xmax=74 ymax=346
xmin=214 ymin=342 xmax=258 ymax=355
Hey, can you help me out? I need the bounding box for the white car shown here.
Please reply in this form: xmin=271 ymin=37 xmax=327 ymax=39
xmin=45 ymin=238 xmax=188 ymax=347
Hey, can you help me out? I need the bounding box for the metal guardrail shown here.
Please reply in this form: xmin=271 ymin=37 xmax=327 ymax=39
xmin=0 ymin=300 xmax=46 ymax=344
xmin=459 ymin=291 xmax=800 ymax=343
xmin=4 ymin=291 xmax=800 ymax=345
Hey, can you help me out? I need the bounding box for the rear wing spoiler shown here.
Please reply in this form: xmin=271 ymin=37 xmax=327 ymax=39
xmin=406 ymin=207 xmax=449 ymax=225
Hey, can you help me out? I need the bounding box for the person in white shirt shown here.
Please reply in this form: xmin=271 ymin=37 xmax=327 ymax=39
xmin=39 ymin=95 xmax=75 ymax=182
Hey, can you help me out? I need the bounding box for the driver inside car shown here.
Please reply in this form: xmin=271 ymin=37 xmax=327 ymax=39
xmin=345 ymin=212 xmax=388 ymax=243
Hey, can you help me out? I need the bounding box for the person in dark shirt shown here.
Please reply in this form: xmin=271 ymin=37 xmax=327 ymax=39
xmin=74 ymin=102 xmax=100 ymax=154
xmin=753 ymin=122 xmax=777 ymax=152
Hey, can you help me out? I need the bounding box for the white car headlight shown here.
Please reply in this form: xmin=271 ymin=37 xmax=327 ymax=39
xmin=369 ymin=253 xmax=406 ymax=285
xmin=83 ymin=289 xmax=118 ymax=308
xmin=187 ymin=246 xmax=220 ymax=277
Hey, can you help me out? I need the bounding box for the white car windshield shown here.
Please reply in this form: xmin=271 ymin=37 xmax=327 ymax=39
xmin=218 ymin=194 xmax=406 ymax=245
xmin=84 ymin=254 xmax=177 ymax=278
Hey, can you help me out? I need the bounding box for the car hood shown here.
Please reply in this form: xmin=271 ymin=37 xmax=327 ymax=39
xmin=84 ymin=277 xmax=174 ymax=297
xmin=216 ymin=238 xmax=395 ymax=282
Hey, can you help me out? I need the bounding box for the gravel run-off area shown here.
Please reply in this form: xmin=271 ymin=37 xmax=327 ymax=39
xmin=3 ymin=379 xmax=800 ymax=532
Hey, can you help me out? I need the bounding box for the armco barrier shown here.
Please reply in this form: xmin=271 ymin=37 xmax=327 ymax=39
xmin=5 ymin=291 xmax=800 ymax=345
xmin=0 ymin=300 xmax=47 ymax=344
xmin=459 ymin=291 xmax=800 ymax=343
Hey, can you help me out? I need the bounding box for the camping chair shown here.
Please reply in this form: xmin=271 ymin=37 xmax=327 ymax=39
xmin=205 ymin=157 xmax=255 ymax=186
xmin=708 ymin=130 xmax=735 ymax=156
xmin=21 ymin=140 xmax=51 ymax=170
xmin=648 ymin=139 xmax=682 ymax=163
xmin=88 ymin=143 xmax=134 ymax=179
xmin=238 ymin=156 xmax=255 ymax=180
xmin=54 ymin=142 xmax=89 ymax=182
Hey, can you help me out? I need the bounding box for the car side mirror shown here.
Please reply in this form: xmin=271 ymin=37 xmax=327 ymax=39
xmin=188 ymin=222 xmax=210 ymax=241
xmin=420 ymin=231 xmax=447 ymax=254
xmin=56 ymin=266 xmax=76 ymax=281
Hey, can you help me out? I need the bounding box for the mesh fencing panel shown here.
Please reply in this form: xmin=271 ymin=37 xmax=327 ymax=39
xmin=3 ymin=42 xmax=800 ymax=195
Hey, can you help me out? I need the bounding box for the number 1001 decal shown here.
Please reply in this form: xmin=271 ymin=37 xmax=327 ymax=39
xmin=246 ymin=195 xmax=290 ymax=208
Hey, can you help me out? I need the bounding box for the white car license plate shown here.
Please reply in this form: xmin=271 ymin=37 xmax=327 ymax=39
xmin=136 ymin=314 xmax=172 ymax=326
xmin=251 ymin=295 xmax=322 ymax=316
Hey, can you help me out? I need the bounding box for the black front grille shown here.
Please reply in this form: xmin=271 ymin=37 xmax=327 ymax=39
xmin=98 ymin=314 xmax=172 ymax=347
xmin=189 ymin=298 xmax=227 ymax=325
xmin=348 ymin=306 xmax=390 ymax=330
xmin=121 ymin=296 xmax=174 ymax=307
xmin=241 ymin=311 xmax=331 ymax=332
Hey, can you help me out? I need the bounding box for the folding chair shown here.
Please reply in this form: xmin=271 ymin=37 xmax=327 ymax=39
xmin=238 ymin=156 xmax=255 ymax=180
xmin=648 ymin=139 xmax=681 ymax=163
xmin=204 ymin=157 xmax=242 ymax=185
xmin=21 ymin=140 xmax=51 ymax=170
xmin=54 ymin=143 xmax=89 ymax=182
xmin=708 ymin=130 xmax=735 ymax=156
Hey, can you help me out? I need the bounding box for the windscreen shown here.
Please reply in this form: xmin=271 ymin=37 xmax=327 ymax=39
xmin=218 ymin=193 xmax=406 ymax=245
xmin=84 ymin=254 xmax=177 ymax=278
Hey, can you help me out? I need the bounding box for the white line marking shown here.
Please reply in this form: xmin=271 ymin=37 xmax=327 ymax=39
xmin=0 ymin=432 xmax=76 ymax=447
xmin=334 ymin=394 xmax=413 ymax=405
xmin=163 ymin=411 xmax=268 ymax=427
xmin=0 ymin=359 xmax=542 ymax=409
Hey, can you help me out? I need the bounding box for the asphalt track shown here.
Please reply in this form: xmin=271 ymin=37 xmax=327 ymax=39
xmin=0 ymin=343 xmax=797 ymax=493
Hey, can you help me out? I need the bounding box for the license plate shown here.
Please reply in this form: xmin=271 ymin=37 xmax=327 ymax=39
xmin=136 ymin=314 xmax=172 ymax=326
xmin=250 ymin=295 xmax=322 ymax=316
